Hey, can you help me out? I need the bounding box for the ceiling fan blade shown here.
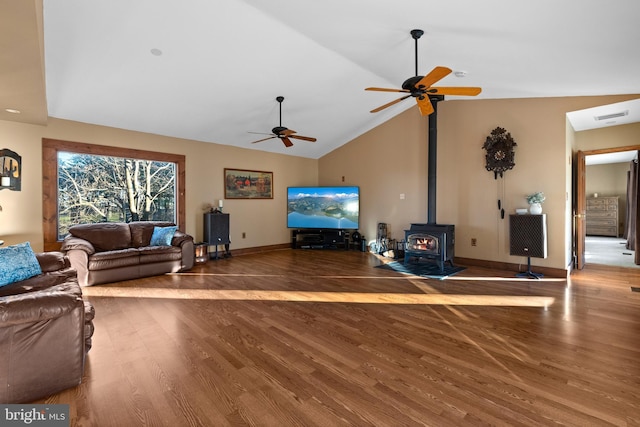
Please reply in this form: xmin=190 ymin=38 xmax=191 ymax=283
xmin=416 ymin=97 xmax=434 ymax=116
xmin=370 ymin=95 xmax=412 ymax=113
xmin=251 ymin=136 xmax=277 ymax=144
xmin=281 ymin=137 xmax=294 ymax=147
xmin=248 ymin=131 xmax=274 ymax=136
xmin=428 ymin=86 xmax=482 ymax=96
xmin=281 ymin=129 xmax=296 ymax=136
xmin=365 ymin=87 xmax=410 ymax=93
xmin=289 ymin=135 xmax=317 ymax=142
xmin=414 ymin=66 xmax=452 ymax=90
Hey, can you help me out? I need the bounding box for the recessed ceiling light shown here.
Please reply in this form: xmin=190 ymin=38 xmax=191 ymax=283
xmin=5 ymin=108 xmax=21 ymax=114
xmin=150 ymin=48 xmax=163 ymax=56
xmin=454 ymin=71 xmax=467 ymax=78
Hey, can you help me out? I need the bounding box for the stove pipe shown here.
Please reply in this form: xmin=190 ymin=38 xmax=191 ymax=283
xmin=427 ymin=95 xmax=444 ymax=225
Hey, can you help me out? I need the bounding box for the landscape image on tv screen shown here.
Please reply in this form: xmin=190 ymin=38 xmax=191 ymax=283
xmin=287 ymin=186 xmax=359 ymax=229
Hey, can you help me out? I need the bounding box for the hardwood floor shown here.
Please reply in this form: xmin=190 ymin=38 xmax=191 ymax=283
xmin=36 ymin=249 xmax=640 ymax=426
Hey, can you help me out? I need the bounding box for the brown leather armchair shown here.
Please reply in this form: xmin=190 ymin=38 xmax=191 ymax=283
xmin=0 ymin=252 xmax=95 ymax=403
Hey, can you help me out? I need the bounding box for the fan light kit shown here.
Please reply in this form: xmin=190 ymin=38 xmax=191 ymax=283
xmin=248 ymin=96 xmax=317 ymax=148
xmin=365 ymin=29 xmax=481 ymax=116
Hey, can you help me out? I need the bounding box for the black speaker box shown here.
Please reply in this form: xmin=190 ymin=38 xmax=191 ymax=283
xmin=204 ymin=212 xmax=230 ymax=244
xmin=509 ymin=214 xmax=547 ymax=259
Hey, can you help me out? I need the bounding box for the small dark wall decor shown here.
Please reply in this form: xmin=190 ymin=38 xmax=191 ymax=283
xmin=0 ymin=148 xmax=21 ymax=191
xmin=483 ymin=127 xmax=517 ymax=179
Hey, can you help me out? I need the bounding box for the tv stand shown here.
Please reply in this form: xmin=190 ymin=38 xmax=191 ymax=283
xmin=291 ymin=229 xmax=347 ymax=249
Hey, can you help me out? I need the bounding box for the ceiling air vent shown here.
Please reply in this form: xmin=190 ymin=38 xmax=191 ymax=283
xmin=594 ymin=110 xmax=628 ymax=121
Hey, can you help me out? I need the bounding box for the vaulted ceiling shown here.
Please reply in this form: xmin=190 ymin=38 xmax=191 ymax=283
xmin=2 ymin=0 xmax=640 ymax=159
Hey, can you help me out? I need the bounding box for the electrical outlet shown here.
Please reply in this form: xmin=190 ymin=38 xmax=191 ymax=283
xmin=242 ymin=232 xmax=246 ymax=239
xmin=471 ymin=238 xmax=477 ymax=246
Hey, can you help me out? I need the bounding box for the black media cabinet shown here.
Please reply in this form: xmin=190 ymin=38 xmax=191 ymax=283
xmin=291 ymin=229 xmax=348 ymax=249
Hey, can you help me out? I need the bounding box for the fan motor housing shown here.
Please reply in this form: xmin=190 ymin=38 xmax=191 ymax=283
xmin=272 ymin=126 xmax=287 ymax=136
xmin=402 ymin=76 xmax=426 ymax=95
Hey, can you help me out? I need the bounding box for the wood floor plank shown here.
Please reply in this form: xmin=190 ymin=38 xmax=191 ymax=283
xmin=31 ymin=250 xmax=640 ymax=426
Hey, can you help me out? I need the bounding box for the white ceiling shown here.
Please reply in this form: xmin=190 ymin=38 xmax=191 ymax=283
xmin=2 ymin=0 xmax=640 ymax=159
xmin=567 ymin=99 xmax=640 ymax=132
xmin=585 ymin=150 xmax=638 ymax=166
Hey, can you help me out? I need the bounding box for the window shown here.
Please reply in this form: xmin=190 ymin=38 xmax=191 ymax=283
xmin=43 ymin=139 xmax=186 ymax=251
xmin=57 ymin=152 xmax=176 ymax=239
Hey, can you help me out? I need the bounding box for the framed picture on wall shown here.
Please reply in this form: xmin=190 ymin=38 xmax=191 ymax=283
xmin=224 ymin=168 xmax=273 ymax=199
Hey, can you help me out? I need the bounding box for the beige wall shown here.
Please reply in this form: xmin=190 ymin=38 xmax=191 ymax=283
xmin=3 ymin=94 xmax=639 ymax=271
xmin=574 ymin=122 xmax=640 ymax=152
xmin=0 ymin=118 xmax=317 ymax=251
xmin=320 ymin=94 xmax=640 ymax=270
xmin=586 ymin=163 xmax=630 ymax=201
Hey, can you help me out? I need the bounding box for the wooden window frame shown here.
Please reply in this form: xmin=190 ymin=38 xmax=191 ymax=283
xmin=42 ymin=138 xmax=186 ymax=251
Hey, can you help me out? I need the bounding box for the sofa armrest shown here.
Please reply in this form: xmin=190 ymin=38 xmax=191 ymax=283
xmin=0 ymin=290 xmax=83 ymax=327
xmin=171 ymin=230 xmax=193 ymax=247
xmin=61 ymin=236 xmax=96 ymax=256
xmin=61 ymin=237 xmax=94 ymax=287
xmin=36 ymin=251 xmax=71 ymax=273
xmin=0 ymin=289 xmax=86 ymax=403
xmin=64 ymin=249 xmax=90 ymax=287
xmin=172 ymin=231 xmax=195 ymax=271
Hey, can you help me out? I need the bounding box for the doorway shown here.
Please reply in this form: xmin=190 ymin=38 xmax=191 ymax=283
xmin=577 ymin=148 xmax=640 ymax=269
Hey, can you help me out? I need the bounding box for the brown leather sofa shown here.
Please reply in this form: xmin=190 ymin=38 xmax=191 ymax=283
xmin=61 ymin=221 xmax=195 ymax=287
xmin=0 ymin=252 xmax=95 ymax=403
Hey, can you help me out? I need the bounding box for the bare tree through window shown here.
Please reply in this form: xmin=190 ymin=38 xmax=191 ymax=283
xmin=57 ymin=151 xmax=176 ymax=239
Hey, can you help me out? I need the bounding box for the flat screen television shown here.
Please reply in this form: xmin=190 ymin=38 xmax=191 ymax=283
xmin=287 ymin=186 xmax=359 ymax=230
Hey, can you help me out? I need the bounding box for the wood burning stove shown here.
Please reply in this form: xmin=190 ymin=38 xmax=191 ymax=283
xmin=404 ymin=223 xmax=455 ymax=272
xmin=403 ymin=96 xmax=456 ymax=273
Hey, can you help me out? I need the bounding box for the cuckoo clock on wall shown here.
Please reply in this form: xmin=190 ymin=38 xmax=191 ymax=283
xmin=483 ymin=127 xmax=517 ymax=179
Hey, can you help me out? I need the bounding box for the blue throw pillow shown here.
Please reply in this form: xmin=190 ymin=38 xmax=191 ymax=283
xmin=0 ymin=242 xmax=43 ymax=287
xmin=150 ymin=226 xmax=177 ymax=246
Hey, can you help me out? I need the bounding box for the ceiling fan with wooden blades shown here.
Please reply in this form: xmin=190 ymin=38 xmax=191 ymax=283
xmin=366 ymin=29 xmax=482 ymax=116
xmin=249 ymin=96 xmax=317 ymax=148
